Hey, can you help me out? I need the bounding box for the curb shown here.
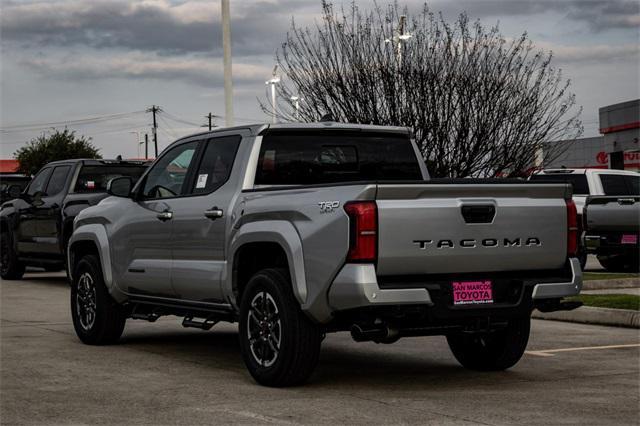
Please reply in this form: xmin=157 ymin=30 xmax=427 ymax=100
xmin=582 ymin=277 xmax=639 ymax=290
xmin=533 ymin=306 xmax=640 ymax=329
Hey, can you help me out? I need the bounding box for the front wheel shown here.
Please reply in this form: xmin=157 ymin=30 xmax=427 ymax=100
xmin=447 ymin=316 xmax=531 ymax=371
xmin=239 ymin=268 xmax=322 ymax=387
xmin=1 ymin=230 xmax=25 ymax=280
xmin=71 ymin=254 xmax=126 ymax=345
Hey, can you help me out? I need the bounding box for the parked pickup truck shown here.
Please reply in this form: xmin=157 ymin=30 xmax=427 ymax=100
xmin=1 ymin=159 xmax=148 ymax=279
xmin=68 ymin=123 xmax=583 ymax=387
xmin=583 ymin=195 xmax=640 ymax=272
xmin=530 ymin=168 xmax=640 ymax=268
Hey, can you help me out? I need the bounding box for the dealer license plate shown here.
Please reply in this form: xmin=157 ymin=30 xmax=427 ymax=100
xmin=452 ymin=280 xmax=494 ymax=306
xmin=621 ymin=234 xmax=638 ymax=245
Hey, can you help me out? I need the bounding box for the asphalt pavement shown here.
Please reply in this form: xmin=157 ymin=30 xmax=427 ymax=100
xmin=1 ymin=272 xmax=639 ymax=425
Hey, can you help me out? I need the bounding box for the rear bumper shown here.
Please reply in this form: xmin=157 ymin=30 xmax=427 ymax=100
xmin=584 ymin=232 xmax=639 ymax=256
xmin=327 ymin=258 xmax=582 ymax=313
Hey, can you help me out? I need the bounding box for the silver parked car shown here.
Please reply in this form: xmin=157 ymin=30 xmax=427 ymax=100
xmin=68 ymin=122 xmax=582 ymax=386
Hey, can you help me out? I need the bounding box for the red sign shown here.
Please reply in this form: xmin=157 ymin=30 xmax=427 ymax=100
xmin=593 ymin=151 xmax=640 ymax=169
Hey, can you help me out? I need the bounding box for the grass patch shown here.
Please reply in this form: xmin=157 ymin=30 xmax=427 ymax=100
xmin=568 ymin=294 xmax=640 ymax=311
xmin=583 ymin=272 xmax=639 ymax=281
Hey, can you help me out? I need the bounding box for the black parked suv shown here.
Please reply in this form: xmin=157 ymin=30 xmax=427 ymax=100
xmin=0 ymin=159 xmax=148 ymax=279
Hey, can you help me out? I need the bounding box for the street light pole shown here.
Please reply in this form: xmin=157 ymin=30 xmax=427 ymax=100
xmin=221 ymin=0 xmax=234 ymax=127
xmin=265 ymin=65 xmax=280 ymax=124
xmin=385 ymin=15 xmax=412 ymax=63
xmin=290 ymin=96 xmax=300 ymax=120
xmin=129 ymin=131 xmax=141 ymax=157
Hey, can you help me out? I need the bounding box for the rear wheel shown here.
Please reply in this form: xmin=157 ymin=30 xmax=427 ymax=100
xmin=1 ymin=230 xmax=25 ymax=280
xmin=71 ymin=254 xmax=126 ymax=345
xmin=447 ymin=316 xmax=530 ymax=371
xmin=239 ymin=268 xmax=322 ymax=387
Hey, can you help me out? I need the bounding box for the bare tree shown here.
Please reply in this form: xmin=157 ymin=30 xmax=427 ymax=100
xmin=262 ymin=1 xmax=583 ymax=178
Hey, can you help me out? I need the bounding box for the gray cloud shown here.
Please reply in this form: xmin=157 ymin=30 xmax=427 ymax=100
xmin=3 ymin=0 xmax=637 ymax=59
xmin=21 ymin=52 xmax=272 ymax=87
xmin=1 ymin=0 xmax=314 ymax=56
xmin=430 ymin=0 xmax=639 ymax=26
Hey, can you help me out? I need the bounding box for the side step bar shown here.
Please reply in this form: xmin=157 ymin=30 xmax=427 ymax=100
xmin=182 ymin=317 xmax=218 ymax=330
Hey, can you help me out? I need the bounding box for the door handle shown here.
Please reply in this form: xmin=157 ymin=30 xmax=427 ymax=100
xmin=617 ymin=198 xmax=636 ymax=205
xmin=156 ymin=211 xmax=173 ymax=221
xmin=204 ymin=208 xmax=224 ymax=220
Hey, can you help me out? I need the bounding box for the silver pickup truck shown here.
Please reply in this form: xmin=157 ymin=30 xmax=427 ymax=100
xmin=68 ymin=122 xmax=582 ymax=386
xmin=584 ymin=195 xmax=640 ymax=272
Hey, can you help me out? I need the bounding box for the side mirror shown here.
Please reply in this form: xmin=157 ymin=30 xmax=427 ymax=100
xmin=31 ymin=191 xmax=45 ymax=207
xmin=107 ymin=176 xmax=133 ymax=198
xmin=7 ymin=185 xmax=23 ymax=199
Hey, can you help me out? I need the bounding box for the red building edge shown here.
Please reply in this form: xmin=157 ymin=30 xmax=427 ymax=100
xmin=0 ymin=159 xmax=20 ymax=174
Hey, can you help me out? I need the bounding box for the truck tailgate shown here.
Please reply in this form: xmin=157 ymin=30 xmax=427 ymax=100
xmin=585 ymin=196 xmax=640 ymax=232
xmin=375 ymin=183 xmax=570 ymax=275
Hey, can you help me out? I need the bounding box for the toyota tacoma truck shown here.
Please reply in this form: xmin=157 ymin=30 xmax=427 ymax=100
xmin=1 ymin=159 xmax=148 ymax=279
xmin=583 ymin=194 xmax=640 ymax=272
xmin=530 ymin=168 xmax=640 ymax=268
xmin=68 ymin=122 xmax=583 ymax=387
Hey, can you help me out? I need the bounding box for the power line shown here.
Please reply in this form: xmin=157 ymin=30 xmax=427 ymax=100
xmin=0 ymin=110 xmax=146 ymax=131
xmin=161 ymin=110 xmax=202 ymax=127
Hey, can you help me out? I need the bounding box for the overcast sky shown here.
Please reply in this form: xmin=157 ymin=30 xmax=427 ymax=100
xmin=1 ymin=0 xmax=639 ymax=159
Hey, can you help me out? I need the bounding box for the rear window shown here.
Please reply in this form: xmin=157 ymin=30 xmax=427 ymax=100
xmin=530 ymin=173 xmax=589 ymax=195
xmin=600 ymin=174 xmax=640 ymax=196
xmin=255 ymin=131 xmax=422 ymax=186
xmin=74 ymin=164 xmax=147 ymax=193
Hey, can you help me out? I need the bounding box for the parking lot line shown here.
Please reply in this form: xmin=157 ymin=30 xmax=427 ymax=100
xmin=526 ymin=343 xmax=640 ymax=357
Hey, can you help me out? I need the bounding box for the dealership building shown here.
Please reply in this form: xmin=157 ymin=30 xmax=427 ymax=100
xmin=541 ymin=99 xmax=640 ymax=171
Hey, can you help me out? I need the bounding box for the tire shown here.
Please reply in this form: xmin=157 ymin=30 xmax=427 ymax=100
xmin=70 ymin=254 xmax=126 ymax=345
xmin=447 ymin=316 xmax=531 ymax=371
xmin=597 ymin=255 xmax=639 ymax=273
xmin=1 ymin=230 xmax=25 ymax=280
xmin=238 ymin=268 xmax=322 ymax=387
xmin=577 ymin=248 xmax=587 ymax=271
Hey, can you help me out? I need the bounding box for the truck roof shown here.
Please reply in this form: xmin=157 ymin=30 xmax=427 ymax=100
xmin=43 ymin=158 xmax=150 ymax=167
xmin=177 ymin=121 xmax=413 ymax=141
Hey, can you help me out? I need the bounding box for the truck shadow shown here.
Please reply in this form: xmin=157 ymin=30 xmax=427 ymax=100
xmin=118 ymin=327 xmax=530 ymax=389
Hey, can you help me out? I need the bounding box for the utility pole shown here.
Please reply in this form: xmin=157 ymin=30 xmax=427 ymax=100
xmin=221 ymin=0 xmax=234 ymax=127
xmin=144 ymin=133 xmax=149 ymax=159
xmin=205 ymin=113 xmax=216 ymax=131
xmin=265 ymin=65 xmax=280 ymax=124
xmin=146 ymin=105 xmax=161 ymax=157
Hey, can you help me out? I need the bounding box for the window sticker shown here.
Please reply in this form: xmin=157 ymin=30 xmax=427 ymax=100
xmin=196 ymin=174 xmax=208 ymax=189
xmin=87 ymin=181 xmax=95 ymax=189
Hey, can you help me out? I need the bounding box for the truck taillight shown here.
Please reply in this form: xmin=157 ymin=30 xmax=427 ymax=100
xmin=344 ymin=201 xmax=377 ymax=263
xmin=566 ymin=199 xmax=578 ymax=257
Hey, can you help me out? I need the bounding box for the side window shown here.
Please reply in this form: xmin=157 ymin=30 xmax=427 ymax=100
xmin=600 ymin=174 xmax=629 ymax=196
xmin=191 ymin=136 xmax=241 ymax=194
xmin=45 ymin=166 xmax=72 ymax=196
xmin=141 ymin=141 xmax=199 ymax=199
xmin=624 ymin=175 xmax=639 ymax=195
xmin=26 ymin=168 xmax=52 ymax=196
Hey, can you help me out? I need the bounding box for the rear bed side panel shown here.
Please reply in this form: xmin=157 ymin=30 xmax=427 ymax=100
xmin=234 ymin=184 xmax=376 ymax=322
xmin=376 ymin=183 xmax=570 ymax=276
